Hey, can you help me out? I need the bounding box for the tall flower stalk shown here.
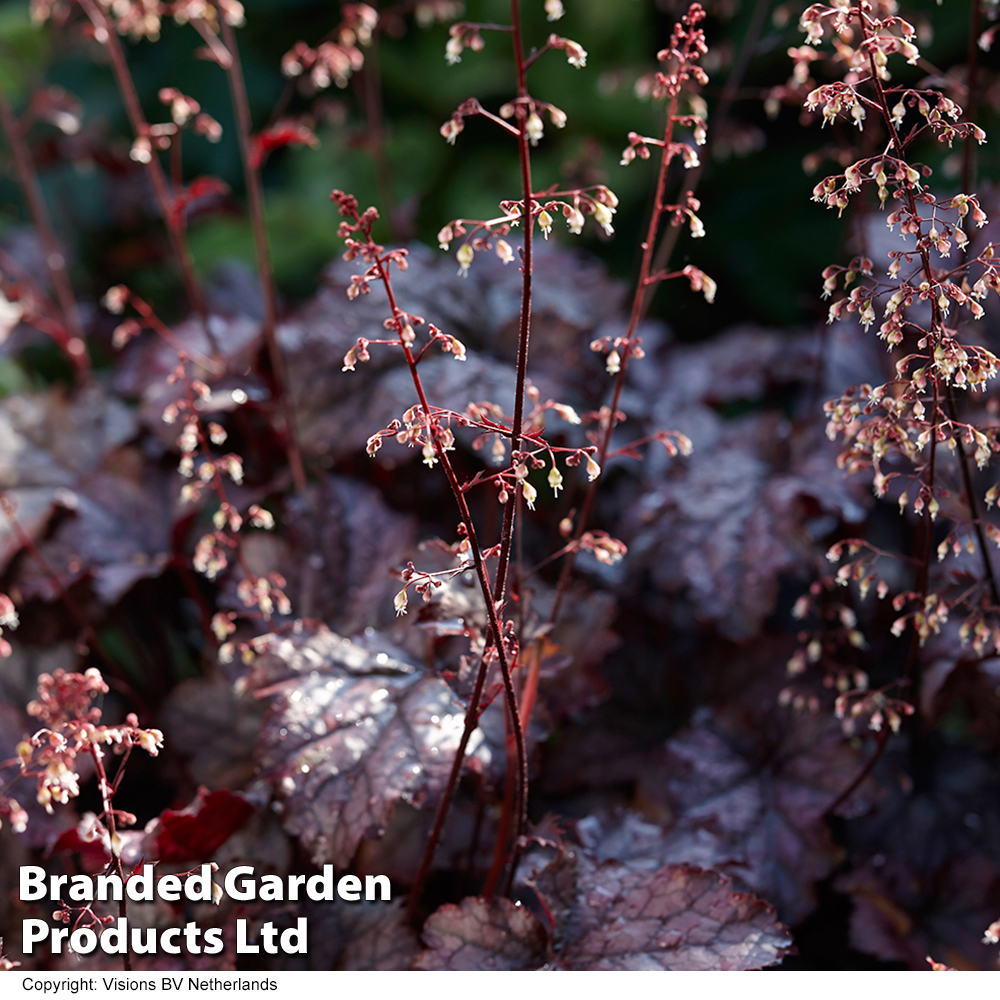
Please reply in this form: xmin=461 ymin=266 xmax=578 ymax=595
xmin=791 ymin=0 xmax=1000 ymax=743
xmin=551 ymin=5 xmax=710 ymax=618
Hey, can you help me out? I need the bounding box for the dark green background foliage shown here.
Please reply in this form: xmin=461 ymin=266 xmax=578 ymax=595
xmin=0 ymin=0 xmax=992 ymax=360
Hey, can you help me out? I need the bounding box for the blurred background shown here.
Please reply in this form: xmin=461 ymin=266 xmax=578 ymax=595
xmin=0 ymin=0 xmax=992 ymax=370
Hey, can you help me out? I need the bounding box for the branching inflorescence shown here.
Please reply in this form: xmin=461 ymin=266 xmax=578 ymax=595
xmin=0 ymin=667 xmax=164 ymax=970
xmin=0 ymin=0 xmax=721 ymax=951
xmin=785 ymin=0 xmax=1000 ymax=736
xmin=551 ymin=5 xmax=708 ymax=617
xmin=334 ymin=1 xmax=715 ymax=911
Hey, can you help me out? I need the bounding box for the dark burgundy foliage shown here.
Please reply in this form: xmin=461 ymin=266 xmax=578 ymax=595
xmin=251 ymin=626 xmax=491 ymax=868
xmin=415 ymin=897 xmax=548 ymax=970
xmin=2 ymin=237 xmax=999 ymax=968
xmin=518 ymin=842 xmax=792 ymax=970
xmin=4 ymin=0 xmax=1000 ymax=958
xmin=155 ymin=788 xmax=255 ymax=865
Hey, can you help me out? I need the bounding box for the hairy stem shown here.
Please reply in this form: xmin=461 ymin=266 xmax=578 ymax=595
xmin=367 ymin=243 xmax=527 ymax=918
xmin=358 ymin=10 xmax=400 ymax=242
xmin=90 ymin=746 xmax=130 ymax=971
xmin=640 ymin=0 xmax=771 ymax=316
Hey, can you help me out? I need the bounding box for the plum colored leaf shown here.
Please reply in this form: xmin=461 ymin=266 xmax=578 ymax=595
xmin=468 ymin=239 xmax=627 ymax=370
xmin=575 ymin=809 xmax=732 ymax=876
xmin=286 ymin=898 xmax=418 ymax=970
xmin=154 ymin=787 xmax=255 ymax=865
xmin=0 ymin=385 xmax=136 ymax=571
xmin=15 ymin=466 xmax=172 ymax=606
xmin=159 ymin=673 xmax=265 ymax=790
xmin=526 ymin=848 xmax=791 ymax=970
xmin=637 ymin=704 xmax=881 ymax=925
xmin=835 ymin=738 xmax=1000 ymax=969
xmin=414 ymin=896 xmax=549 ymax=970
xmin=338 ymin=899 xmax=420 ymax=971
xmin=623 ymin=327 xmax=870 ymax=640
xmin=250 ymin=625 xmax=489 ymax=866
xmin=277 ymin=474 xmax=417 ymax=629
xmin=836 ymin=855 xmax=1000 ymax=970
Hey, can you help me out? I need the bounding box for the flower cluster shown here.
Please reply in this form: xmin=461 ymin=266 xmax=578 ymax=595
xmin=792 ymin=0 xmax=1000 ymax=736
xmin=128 ymin=86 xmax=222 ymax=164
xmin=435 ymin=185 xmax=618 ymax=275
xmin=105 ymin=286 xmax=286 ymax=624
xmin=29 ymin=0 xmax=246 ymax=42
xmin=643 ymin=6 xmax=709 ymax=100
xmin=281 ymin=4 xmax=377 ymax=90
xmin=620 ymin=116 xmax=706 ymax=168
xmin=18 ymin=668 xmax=163 ymax=816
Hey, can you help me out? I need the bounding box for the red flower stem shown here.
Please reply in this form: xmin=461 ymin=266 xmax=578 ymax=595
xmin=482 ymin=0 xmax=535 ymax=887
xmin=89 ymin=745 xmax=130 ymax=971
xmin=371 ymin=245 xmax=526 ymax=919
xmin=357 ymin=13 xmax=400 ymax=242
xmin=486 ymin=636 xmax=541 ymax=898
xmin=483 ymin=713 xmax=518 ymax=898
xmin=218 ymin=15 xmax=308 ymax=495
xmin=408 ymin=0 xmax=536 ymax=911
xmin=0 ymin=84 xmax=88 ymax=378
xmin=639 ymin=0 xmax=769 ymax=316
xmin=76 ymin=0 xmax=212 ymax=346
xmin=551 ymin=72 xmax=686 ymax=622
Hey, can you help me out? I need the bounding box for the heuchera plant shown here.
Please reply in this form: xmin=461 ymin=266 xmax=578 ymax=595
xmin=786 ymin=0 xmax=1000 ymax=803
xmin=18 ymin=0 xmax=1000 ymax=972
xmin=329 ymin=0 xmax=716 ymax=911
xmin=0 ymin=664 xmax=165 ymax=970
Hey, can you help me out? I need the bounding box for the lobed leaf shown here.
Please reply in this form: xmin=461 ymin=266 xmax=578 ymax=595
xmin=251 ymin=625 xmax=489 ymax=867
xmin=415 ymin=897 xmax=549 ymax=970
xmin=524 ymin=846 xmax=791 ymax=971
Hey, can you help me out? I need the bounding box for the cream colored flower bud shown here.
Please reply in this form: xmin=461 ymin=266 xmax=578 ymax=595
xmin=456 ymin=242 xmax=474 ymax=275
xmin=548 ymin=466 xmax=564 ymax=495
xmin=525 ymin=112 xmax=544 ymax=146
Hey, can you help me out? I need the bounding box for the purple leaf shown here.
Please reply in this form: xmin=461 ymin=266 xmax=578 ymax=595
xmin=251 ymin=625 xmax=488 ymax=867
xmin=637 ymin=704 xmax=882 ymax=925
xmin=525 ymin=846 xmax=791 ymax=971
xmin=415 ymin=897 xmax=548 ymax=970
xmin=555 ymin=861 xmax=792 ymax=970
xmin=0 ymin=386 xmax=136 ymax=572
